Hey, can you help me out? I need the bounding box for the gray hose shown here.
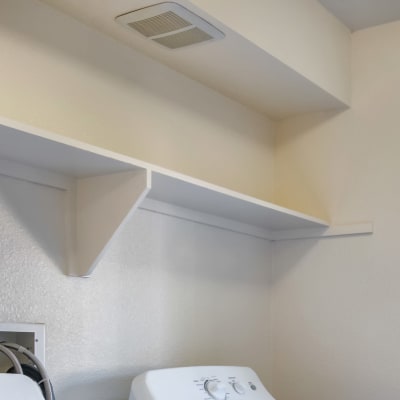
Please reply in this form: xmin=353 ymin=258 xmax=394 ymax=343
xmin=0 ymin=343 xmax=23 ymax=374
xmin=2 ymin=342 xmax=52 ymax=400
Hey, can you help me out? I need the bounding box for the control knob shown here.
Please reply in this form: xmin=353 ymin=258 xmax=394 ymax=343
xmin=232 ymin=382 xmax=246 ymax=395
xmin=204 ymin=380 xmax=227 ymax=400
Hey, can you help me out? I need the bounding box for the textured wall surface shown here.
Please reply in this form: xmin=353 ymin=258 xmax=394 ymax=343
xmin=0 ymin=175 xmax=273 ymax=400
xmin=272 ymin=20 xmax=400 ymax=400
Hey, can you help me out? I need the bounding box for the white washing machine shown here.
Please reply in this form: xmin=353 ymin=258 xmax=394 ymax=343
xmin=129 ymin=366 xmax=275 ymax=400
xmin=0 ymin=374 xmax=45 ymax=400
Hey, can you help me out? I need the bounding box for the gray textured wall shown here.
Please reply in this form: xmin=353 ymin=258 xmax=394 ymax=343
xmin=0 ymin=175 xmax=273 ymax=400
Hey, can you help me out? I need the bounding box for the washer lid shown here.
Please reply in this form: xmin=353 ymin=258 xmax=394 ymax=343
xmin=0 ymin=374 xmax=44 ymax=400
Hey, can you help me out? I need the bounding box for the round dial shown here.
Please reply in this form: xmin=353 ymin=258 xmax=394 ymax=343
xmin=204 ymin=380 xmax=227 ymax=400
xmin=232 ymin=382 xmax=246 ymax=395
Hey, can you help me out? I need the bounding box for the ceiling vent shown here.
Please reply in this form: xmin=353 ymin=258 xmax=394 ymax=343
xmin=115 ymin=2 xmax=225 ymax=49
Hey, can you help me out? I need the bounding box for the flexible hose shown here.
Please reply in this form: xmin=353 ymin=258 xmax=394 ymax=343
xmin=0 ymin=343 xmax=23 ymax=374
xmin=2 ymin=342 xmax=53 ymax=400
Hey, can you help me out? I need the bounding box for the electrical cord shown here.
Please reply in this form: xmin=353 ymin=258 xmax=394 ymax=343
xmin=6 ymin=363 xmax=55 ymax=399
xmin=0 ymin=344 xmax=23 ymax=374
xmin=0 ymin=342 xmax=55 ymax=400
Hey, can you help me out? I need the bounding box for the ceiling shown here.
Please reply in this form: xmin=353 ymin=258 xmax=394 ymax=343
xmin=37 ymin=0 xmax=400 ymax=119
xmin=319 ymin=0 xmax=400 ymax=31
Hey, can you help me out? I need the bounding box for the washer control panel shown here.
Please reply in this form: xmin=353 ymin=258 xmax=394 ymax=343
xmin=129 ymin=366 xmax=275 ymax=400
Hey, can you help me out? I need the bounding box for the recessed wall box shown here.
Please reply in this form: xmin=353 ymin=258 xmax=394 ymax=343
xmin=0 ymin=323 xmax=45 ymax=370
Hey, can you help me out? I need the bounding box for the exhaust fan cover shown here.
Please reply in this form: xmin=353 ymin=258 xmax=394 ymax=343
xmin=116 ymin=2 xmax=225 ymax=49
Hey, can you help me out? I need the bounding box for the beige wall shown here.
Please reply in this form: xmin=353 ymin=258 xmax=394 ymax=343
xmin=190 ymin=0 xmax=351 ymax=105
xmin=272 ymin=21 xmax=400 ymax=400
xmin=0 ymin=0 xmax=275 ymax=201
xmin=2 ymin=1 xmax=400 ymax=399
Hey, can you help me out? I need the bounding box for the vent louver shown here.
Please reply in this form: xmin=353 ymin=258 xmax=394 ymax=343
xmin=116 ymin=2 xmax=224 ymax=49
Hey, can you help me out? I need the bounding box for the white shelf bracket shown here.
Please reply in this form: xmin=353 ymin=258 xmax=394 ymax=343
xmin=69 ymin=169 xmax=151 ymax=276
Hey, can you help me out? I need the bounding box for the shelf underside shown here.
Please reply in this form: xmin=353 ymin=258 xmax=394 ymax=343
xmin=0 ymin=117 xmax=373 ymax=276
xmin=0 ymin=121 xmax=144 ymax=178
xmin=148 ymin=171 xmax=328 ymax=232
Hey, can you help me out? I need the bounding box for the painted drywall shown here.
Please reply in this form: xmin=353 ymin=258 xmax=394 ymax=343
xmin=2 ymin=1 xmax=399 ymax=400
xmin=0 ymin=2 xmax=276 ymax=397
xmin=189 ymin=0 xmax=351 ymax=105
xmin=0 ymin=175 xmax=273 ymax=400
xmin=272 ymin=21 xmax=400 ymax=400
xmin=0 ymin=0 xmax=275 ymax=201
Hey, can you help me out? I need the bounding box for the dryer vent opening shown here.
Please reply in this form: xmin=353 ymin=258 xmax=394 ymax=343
xmin=115 ymin=2 xmax=225 ymax=49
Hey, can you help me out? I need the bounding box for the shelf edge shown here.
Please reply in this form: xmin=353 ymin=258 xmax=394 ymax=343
xmin=140 ymin=198 xmax=274 ymax=240
xmin=271 ymin=222 xmax=374 ymax=241
xmin=140 ymin=198 xmax=373 ymax=243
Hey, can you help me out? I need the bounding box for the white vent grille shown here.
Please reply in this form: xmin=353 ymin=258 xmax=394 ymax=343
xmin=128 ymin=11 xmax=191 ymax=37
xmin=153 ymin=27 xmax=213 ymax=49
xmin=116 ymin=2 xmax=224 ymax=49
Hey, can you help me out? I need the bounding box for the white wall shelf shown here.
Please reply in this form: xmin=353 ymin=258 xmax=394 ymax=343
xmin=0 ymin=117 xmax=371 ymax=276
xmin=0 ymin=117 xmax=151 ymax=276
xmin=143 ymin=170 xmax=329 ymax=239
